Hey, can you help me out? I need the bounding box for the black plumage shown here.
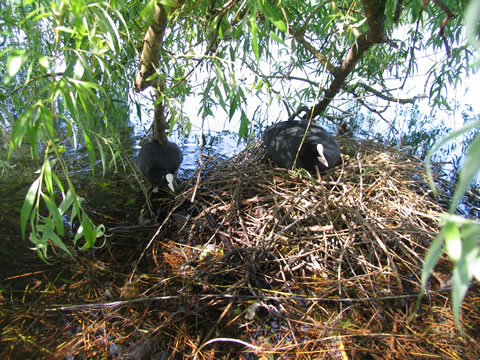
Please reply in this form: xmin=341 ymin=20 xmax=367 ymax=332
xmin=136 ymin=140 xmax=183 ymax=192
xmin=263 ymin=121 xmax=340 ymax=172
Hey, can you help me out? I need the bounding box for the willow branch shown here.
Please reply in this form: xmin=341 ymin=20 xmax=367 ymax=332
xmin=135 ymin=3 xmax=168 ymax=93
xmin=300 ymin=0 xmax=388 ymax=120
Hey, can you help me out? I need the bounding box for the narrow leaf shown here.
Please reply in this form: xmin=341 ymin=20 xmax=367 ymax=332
xmin=41 ymin=194 xmax=65 ymax=236
xmin=238 ymin=111 xmax=249 ymax=140
xmin=20 ymin=177 xmax=41 ymax=238
xmin=95 ymin=137 xmax=106 ymax=176
xmin=444 ymin=220 xmax=462 ymax=262
xmin=44 ymin=223 xmax=72 ymax=256
xmin=415 ymin=229 xmax=445 ymax=312
xmin=7 ymin=49 xmax=28 ymax=78
xmin=158 ymin=0 xmax=181 ymax=8
xmin=250 ymin=18 xmax=260 ymax=63
xmin=59 ymin=187 xmax=75 ymax=216
xmin=452 ymin=259 xmax=470 ymax=327
xmin=80 ymin=215 xmax=95 ymax=250
xmin=43 ymin=159 xmax=54 ymax=196
xmin=141 ymin=0 xmax=154 ymax=19
xmin=449 ymin=133 xmax=480 ymax=212
xmin=425 ymin=120 xmax=480 ymax=197
xmin=83 ymin=130 xmax=96 ymax=175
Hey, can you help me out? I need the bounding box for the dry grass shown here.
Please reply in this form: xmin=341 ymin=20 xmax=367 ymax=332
xmin=1 ymin=136 xmax=479 ymax=359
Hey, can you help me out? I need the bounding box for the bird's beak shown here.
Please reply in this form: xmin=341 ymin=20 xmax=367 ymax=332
xmin=316 ymin=144 xmax=329 ymax=167
xmin=166 ymin=173 xmax=175 ymax=192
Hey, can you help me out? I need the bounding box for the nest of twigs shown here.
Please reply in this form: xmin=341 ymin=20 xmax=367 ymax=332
xmin=2 ymin=136 xmax=480 ymax=359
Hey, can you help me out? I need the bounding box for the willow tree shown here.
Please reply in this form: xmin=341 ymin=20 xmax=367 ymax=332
xmin=1 ymin=0 xmax=479 ymax=320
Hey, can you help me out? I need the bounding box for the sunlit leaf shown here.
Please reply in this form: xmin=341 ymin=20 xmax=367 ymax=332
xmin=73 ymin=59 xmax=85 ymax=80
xmin=452 ymin=261 xmax=470 ymax=327
xmin=79 ymin=215 xmax=95 ymax=250
xmin=41 ymin=193 xmax=65 ymax=236
xmin=141 ymin=0 xmax=155 ymax=19
xmin=158 ymin=0 xmax=181 ymax=8
xmin=39 ymin=56 xmax=49 ymax=69
xmin=425 ymin=119 xmax=480 ymax=198
xmin=472 ymin=254 xmax=480 ymax=281
xmin=444 ymin=220 xmax=462 ymax=262
xmin=269 ymin=31 xmax=286 ymax=46
xmin=83 ymin=130 xmax=96 ymax=176
xmin=238 ymin=111 xmax=249 ymax=140
xmin=415 ymin=229 xmax=445 ymax=312
xmin=90 ymin=5 xmax=121 ymax=51
xmin=449 ymin=133 xmax=480 ymax=212
xmin=29 ymin=231 xmax=50 ymax=263
xmin=59 ymin=187 xmax=75 ymax=216
xmin=465 ymin=0 xmax=480 ymax=49
xmin=250 ymin=18 xmax=260 ymax=63
xmin=20 ymin=177 xmax=41 ymax=239
xmin=96 ymin=137 xmax=106 ymax=176
xmin=261 ymin=1 xmax=286 ymax=32
xmin=6 ymin=49 xmax=28 ymax=79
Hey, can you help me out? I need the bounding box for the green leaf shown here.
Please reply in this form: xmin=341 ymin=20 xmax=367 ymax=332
xmin=451 ymin=223 xmax=479 ymax=327
xmin=269 ymin=31 xmax=286 ymax=46
xmin=79 ymin=215 xmax=95 ymax=250
xmin=213 ymin=84 xmax=226 ymax=112
xmin=472 ymin=254 xmax=480 ymax=282
xmin=9 ymin=108 xmax=33 ymax=157
xmin=465 ymin=0 xmax=480 ymax=49
xmin=158 ymin=0 xmax=181 ymax=8
xmin=444 ymin=220 xmax=462 ymax=262
xmin=425 ymin=119 xmax=480 ymax=198
xmin=141 ymin=0 xmax=155 ymax=19
xmin=238 ymin=111 xmax=249 ymax=140
xmin=250 ymin=18 xmax=260 ymax=63
xmin=415 ymin=229 xmax=445 ymax=312
xmin=39 ymin=56 xmax=49 ymax=69
xmin=42 ymin=222 xmax=72 ymax=257
xmin=229 ymin=93 xmax=238 ymax=118
xmin=43 ymin=159 xmax=54 ymax=196
xmin=20 ymin=177 xmax=41 ymax=239
xmin=90 ymin=5 xmax=121 ymax=52
xmin=52 ymin=172 xmax=65 ymax=195
xmin=41 ymin=194 xmax=65 ymax=236
xmin=95 ymin=137 xmax=106 ymax=176
xmin=29 ymin=231 xmax=50 ymax=262
xmin=261 ymin=1 xmax=287 ymax=32
xmin=59 ymin=187 xmax=75 ymax=216
xmin=452 ymin=262 xmax=470 ymax=328
xmin=449 ymin=133 xmax=480 ymax=212
xmin=83 ymin=130 xmax=96 ymax=176
xmin=6 ymin=49 xmax=28 ymax=79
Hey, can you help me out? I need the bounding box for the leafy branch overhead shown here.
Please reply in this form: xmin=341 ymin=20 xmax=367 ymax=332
xmin=292 ymin=0 xmax=388 ymax=119
xmin=127 ymin=0 xmax=469 ymax=137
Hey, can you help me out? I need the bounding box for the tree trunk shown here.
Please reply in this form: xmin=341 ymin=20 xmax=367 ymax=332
xmin=302 ymin=0 xmax=387 ymax=120
xmin=134 ymin=1 xmax=169 ymax=144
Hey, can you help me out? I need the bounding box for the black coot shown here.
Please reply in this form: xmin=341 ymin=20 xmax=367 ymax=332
xmin=263 ymin=121 xmax=340 ymax=172
xmin=136 ymin=139 xmax=183 ymax=192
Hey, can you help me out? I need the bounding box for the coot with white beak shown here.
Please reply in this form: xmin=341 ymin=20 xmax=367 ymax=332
xmin=263 ymin=121 xmax=340 ymax=172
xmin=136 ymin=139 xmax=183 ymax=192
